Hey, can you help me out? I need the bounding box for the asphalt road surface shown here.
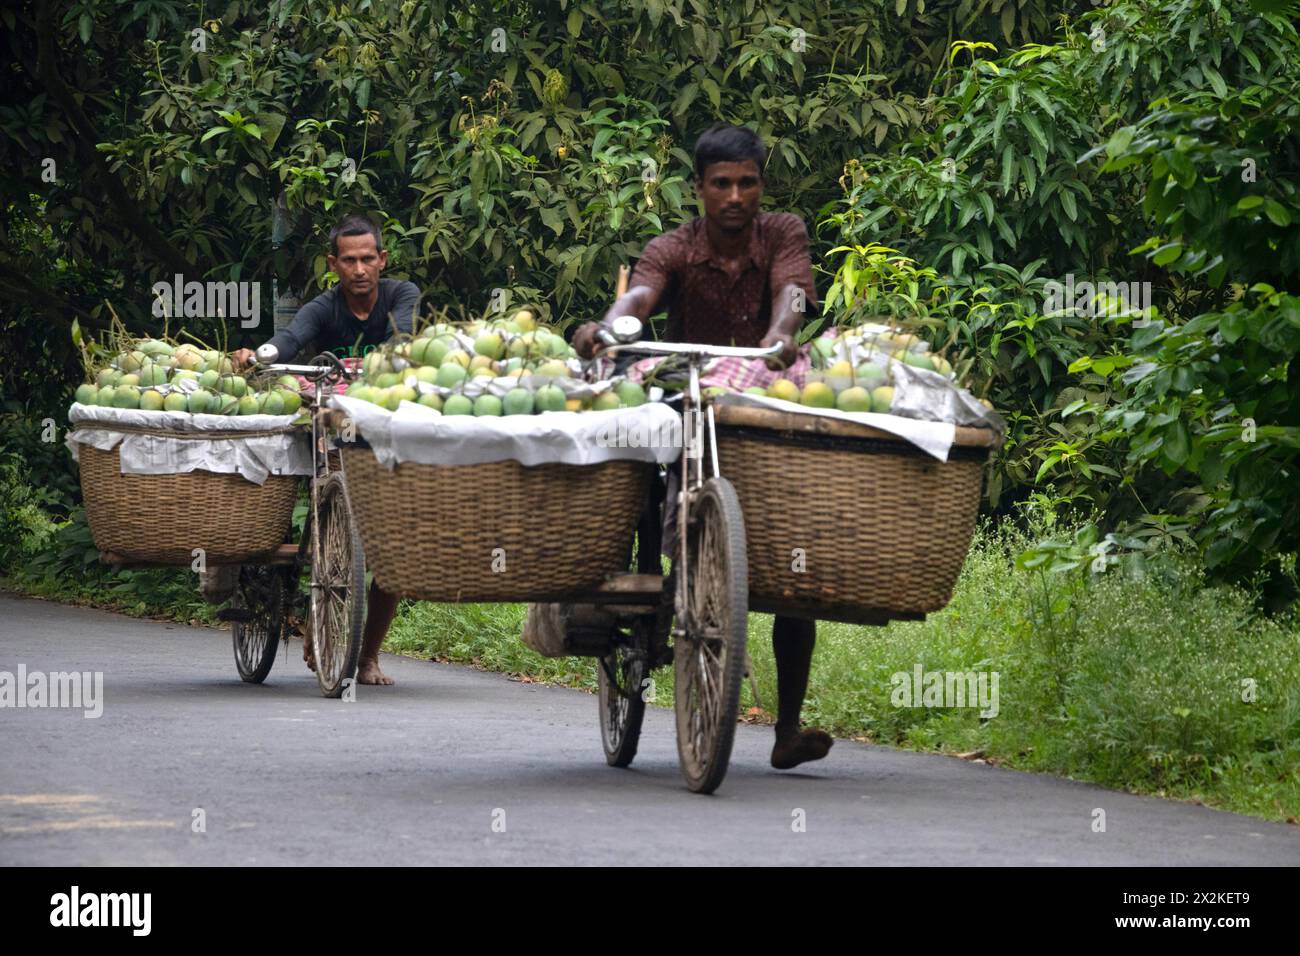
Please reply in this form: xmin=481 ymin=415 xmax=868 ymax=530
xmin=1 ymin=592 xmax=1296 ymax=866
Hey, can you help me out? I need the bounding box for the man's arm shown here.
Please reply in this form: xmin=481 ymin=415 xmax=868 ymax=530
xmin=573 ymin=237 xmax=673 ymax=358
xmin=385 ymin=280 xmax=420 ymax=337
xmin=758 ymin=214 xmax=819 ymax=369
xmin=233 ymin=294 xmax=332 ymax=367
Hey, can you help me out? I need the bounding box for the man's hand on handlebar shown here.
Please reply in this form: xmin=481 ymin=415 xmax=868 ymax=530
xmin=572 ymin=321 xmax=604 ymax=360
xmin=231 ymin=348 xmax=256 ymax=370
xmin=758 ymin=330 xmax=797 ymax=370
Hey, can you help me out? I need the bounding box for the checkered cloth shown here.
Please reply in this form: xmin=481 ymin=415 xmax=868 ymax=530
xmin=620 ymin=340 xmax=818 ymax=393
xmin=290 ymin=356 xmax=361 ymax=400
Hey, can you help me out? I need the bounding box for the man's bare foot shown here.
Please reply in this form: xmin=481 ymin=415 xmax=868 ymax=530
xmin=771 ymin=728 xmax=834 ymax=770
xmin=356 ymin=658 xmax=394 ymax=685
xmin=301 ymin=633 xmax=317 ymax=673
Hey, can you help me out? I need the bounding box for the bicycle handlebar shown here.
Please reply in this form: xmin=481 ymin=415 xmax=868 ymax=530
xmin=249 ymin=344 xmax=354 ymax=381
xmin=597 ymin=339 xmax=786 ymax=362
xmin=592 ymin=314 xmax=784 ymax=364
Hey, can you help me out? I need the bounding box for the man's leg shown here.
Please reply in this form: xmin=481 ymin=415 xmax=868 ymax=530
xmin=770 ymin=615 xmax=833 ymax=769
xmin=356 ymin=582 xmax=398 ymax=685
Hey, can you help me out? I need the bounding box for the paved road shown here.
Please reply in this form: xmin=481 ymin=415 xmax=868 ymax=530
xmin=1 ymin=592 xmax=1296 ymax=866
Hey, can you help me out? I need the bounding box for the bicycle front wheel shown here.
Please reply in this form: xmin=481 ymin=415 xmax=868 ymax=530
xmin=674 ymin=476 xmax=748 ymax=794
xmin=311 ymin=471 xmax=366 ymax=698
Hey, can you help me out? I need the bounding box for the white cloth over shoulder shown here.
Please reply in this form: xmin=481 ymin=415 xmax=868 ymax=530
xmin=66 ymin=404 xmax=312 ymax=485
xmin=332 ymin=395 xmax=682 ymax=468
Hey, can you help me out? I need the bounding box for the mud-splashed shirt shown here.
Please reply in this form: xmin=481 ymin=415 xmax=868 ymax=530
xmin=629 ymin=212 xmax=818 ymax=347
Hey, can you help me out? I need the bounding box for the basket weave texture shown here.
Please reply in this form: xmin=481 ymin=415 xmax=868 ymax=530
xmin=78 ymin=443 xmax=298 ymax=565
xmin=713 ymin=406 xmax=993 ymax=621
xmin=340 ymin=447 xmax=650 ymax=602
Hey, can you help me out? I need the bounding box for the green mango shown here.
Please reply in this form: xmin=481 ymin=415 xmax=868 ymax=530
xmin=534 ymin=384 xmax=566 ymax=412
xmin=473 ymin=394 xmax=503 ymax=416
xmin=187 ymin=389 xmax=217 ymax=414
xmin=112 ymin=387 xmax=140 ymax=409
xmin=261 ymin=391 xmax=286 ymax=415
xmin=615 ymin=381 xmax=646 ymax=407
xmin=442 ymin=394 xmax=474 ymax=416
xmin=276 ymin=389 xmax=302 ymax=415
xmin=502 ymin=387 xmax=534 ymax=415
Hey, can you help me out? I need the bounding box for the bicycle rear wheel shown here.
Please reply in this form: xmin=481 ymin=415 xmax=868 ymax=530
xmin=231 ymin=564 xmax=284 ymax=684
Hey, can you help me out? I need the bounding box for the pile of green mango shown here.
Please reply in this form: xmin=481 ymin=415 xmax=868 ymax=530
xmin=74 ymin=339 xmax=302 ymax=416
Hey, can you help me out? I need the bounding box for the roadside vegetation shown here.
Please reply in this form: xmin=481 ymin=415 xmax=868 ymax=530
xmin=8 ymin=496 xmax=1295 ymax=822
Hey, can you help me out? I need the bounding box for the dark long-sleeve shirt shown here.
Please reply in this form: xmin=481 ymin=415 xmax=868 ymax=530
xmin=266 ymin=278 xmax=420 ymax=362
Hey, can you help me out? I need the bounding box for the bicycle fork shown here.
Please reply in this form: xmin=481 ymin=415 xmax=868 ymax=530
xmin=673 ymin=361 xmax=721 ymax=635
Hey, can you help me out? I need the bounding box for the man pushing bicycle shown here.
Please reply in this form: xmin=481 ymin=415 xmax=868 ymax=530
xmin=230 ymin=212 xmax=417 ymax=686
xmin=574 ymin=123 xmax=834 ymax=770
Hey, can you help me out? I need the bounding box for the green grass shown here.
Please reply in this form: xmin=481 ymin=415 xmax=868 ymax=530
xmin=3 ymin=566 xmax=219 ymax=625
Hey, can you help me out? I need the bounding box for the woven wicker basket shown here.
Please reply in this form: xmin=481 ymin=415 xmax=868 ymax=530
xmin=77 ymin=443 xmax=299 ymax=565
xmin=339 ymin=447 xmax=651 ymax=602
xmin=712 ymin=403 xmax=1000 ymax=624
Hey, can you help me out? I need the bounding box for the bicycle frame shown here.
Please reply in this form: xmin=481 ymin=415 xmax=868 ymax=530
xmin=596 ymin=338 xmax=782 ymax=626
xmin=251 ymin=353 xmax=357 ymax=611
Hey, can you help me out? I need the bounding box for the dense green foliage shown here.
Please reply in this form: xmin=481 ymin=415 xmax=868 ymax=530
xmin=1 ymin=0 xmax=1296 ymax=586
xmin=822 ymin=0 xmax=1300 ymax=582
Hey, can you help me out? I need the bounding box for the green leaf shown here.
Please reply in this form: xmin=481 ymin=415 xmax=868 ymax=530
xmin=200 ymin=127 xmax=230 ymax=143
xmin=700 ymin=77 xmax=721 ymax=112
xmin=1060 ymin=189 xmax=1077 ymax=222
xmin=567 ymin=7 xmax=583 ymax=35
xmin=1021 ymin=114 xmax=1048 ymax=153
xmin=1163 ymin=420 xmax=1190 ymax=466
xmin=951 ymin=245 xmax=967 ymax=276
xmin=256 ymin=113 xmax=288 ymax=149
xmin=1152 ymin=242 xmax=1183 ymax=266
xmin=1219 ymin=311 xmax=1245 ymax=343
xmin=539 ymin=206 xmax=565 ymax=237
xmin=1021 ymin=156 xmax=1036 ymax=194
xmin=1203 ymin=66 xmax=1228 ymax=99
xmin=1235 ymin=195 xmax=1264 ymax=211
xmin=1264 ymin=200 xmax=1292 ymax=226
xmin=1105 ymin=127 xmax=1133 ymax=158
xmin=1165 ymin=149 xmax=1196 ymax=185
xmin=79 ymin=13 xmax=92 ymax=43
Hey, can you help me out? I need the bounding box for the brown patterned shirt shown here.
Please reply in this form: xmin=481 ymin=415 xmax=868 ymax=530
xmin=629 ymin=212 xmax=818 ymax=347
